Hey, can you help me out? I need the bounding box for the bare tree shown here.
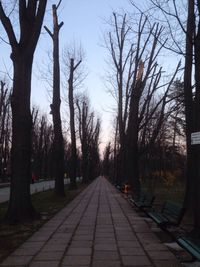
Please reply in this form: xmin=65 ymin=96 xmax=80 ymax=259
xmin=149 ymin=0 xmax=200 ymax=238
xmin=105 ymin=13 xmax=136 ymax=184
xmin=76 ymin=95 xmax=89 ymax=184
xmin=102 ymin=142 xmax=111 ymax=177
xmin=68 ymin=58 xmax=81 ymax=189
xmin=183 ymin=0 xmax=200 ymax=232
xmin=0 ymin=80 xmax=11 ymax=182
xmin=31 ymin=108 xmax=54 ymax=181
xmin=44 ymin=1 xmax=65 ymax=196
xmin=105 ymin=10 xmax=181 ymax=199
xmin=76 ymin=95 xmax=101 ymax=182
xmin=0 ymin=0 xmax=47 ymax=223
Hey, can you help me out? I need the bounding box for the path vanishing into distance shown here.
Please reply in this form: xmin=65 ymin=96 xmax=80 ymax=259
xmin=0 ymin=176 xmax=185 ymax=267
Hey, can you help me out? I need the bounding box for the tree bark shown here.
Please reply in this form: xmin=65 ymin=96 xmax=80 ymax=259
xmin=0 ymin=0 xmax=48 ymax=223
xmin=7 ymin=55 xmax=38 ymax=222
xmin=125 ymin=62 xmax=144 ymax=198
xmin=68 ymin=59 xmax=81 ymax=189
xmin=182 ymin=0 xmax=198 ymax=228
xmin=45 ymin=4 xmax=65 ymax=196
xmin=193 ymin=1 xmax=200 ymax=228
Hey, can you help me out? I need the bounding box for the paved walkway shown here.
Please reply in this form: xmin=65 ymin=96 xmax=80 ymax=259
xmin=0 ymin=176 xmax=182 ymax=267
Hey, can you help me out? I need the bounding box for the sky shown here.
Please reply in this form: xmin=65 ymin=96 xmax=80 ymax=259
xmin=31 ymin=0 xmax=141 ymax=148
xmin=1 ymin=0 xmax=178 ymax=151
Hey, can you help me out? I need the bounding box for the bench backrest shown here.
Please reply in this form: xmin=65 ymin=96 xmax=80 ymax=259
xmin=162 ymin=201 xmax=184 ymax=224
xmin=143 ymin=193 xmax=155 ymax=206
xmin=139 ymin=192 xmax=146 ymax=202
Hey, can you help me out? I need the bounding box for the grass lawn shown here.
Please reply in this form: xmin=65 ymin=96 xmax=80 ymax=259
xmin=0 ymin=183 xmax=87 ymax=263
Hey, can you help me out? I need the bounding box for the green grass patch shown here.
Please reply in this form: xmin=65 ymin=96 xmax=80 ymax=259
xmin=0 ymin=183 xmax=87 ymax=263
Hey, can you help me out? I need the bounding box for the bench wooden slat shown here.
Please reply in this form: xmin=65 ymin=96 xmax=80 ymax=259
xmin=147 ymin=201 xmax=184 ymax=228
xmin=129 ymin=192 xmax=155 ymax=210
xmin=177 ymin=236 xmax=200 ymax=260
xmin=147 ymin=211 xmax=169 ymax=225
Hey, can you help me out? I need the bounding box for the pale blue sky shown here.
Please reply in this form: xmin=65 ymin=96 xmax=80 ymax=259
xmin=2 ymin=0 xmax=178 ymax=149
xmin=32 ymin=0 xmax=138 ymax=145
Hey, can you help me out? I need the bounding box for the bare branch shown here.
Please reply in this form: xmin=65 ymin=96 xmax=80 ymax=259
xmin=44 ymin=26 xmax=54 ymax=39
xmin=56 ymin=0 xmax=62 ymax=10
xmin=0 ymin=2 xmax=18 ymax=48
xmin=73 ymin=60 xmax=82 ymax=71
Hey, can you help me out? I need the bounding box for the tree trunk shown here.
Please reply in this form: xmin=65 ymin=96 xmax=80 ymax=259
xmin=191 ymin=0 xmax=200 ymax=230
xmin=68 ymin=59 xmax=78 ymax=189
xmin=51 ymin=25 xmax=65 ymax=196
xmin=81 ymin=144 xmax=88 ymax=184
xmin=45 ymin=4 xmax=65 ymax=196
xmin=125 ymin=62 xmax=144 ymax=199
xmin=125 ymin=83 xmax=141 ymax=199
xmin=0 ymin=0 xmax=47 ymax=223
xmin=6 ymin=55 xmax=38 ymax=223
xmin=182 ymin=0 xmax=197 ymax=227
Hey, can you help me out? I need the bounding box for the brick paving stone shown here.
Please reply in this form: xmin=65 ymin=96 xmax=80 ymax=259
xmin=78 ymin=226 xmax=95 ymax=231
xmin=95 ymin=228 xmax=114 ymax=233
xmin=116 ymin=234 xmax=137 ymax=241
xmin=73 ymin=235 xmax=93 ymax=241
xmin=34 ymin=251 xmax=63 ymax=261
xmin=121 ymin=255 xmax=152 ymax=266
xmin=0 ymin=255 xmax=33 ymax=266
xmin=137 ymin=232 xmax=161 ymax=243
xmin=93 ymin=251 xmax=119 ymax=261
xmin=47 ymin=238 xmax=70 ymax=245
xmin=12 ymin=247 xmax=40 ymax=256
xmin=92 ymin=260 xmax=121 ymax=267
xmin=95 ymin=237 xmax=116 ymax=243
xmin=29 ymin=261 xmax=59 ymax=267
xmin=115 ymin=223 xmax=130 ymax=228
xmin=94 ymin=238 xmax=116 ymax=245
xmin=133 ymin=225 xmax=152 ymax=233
xmin=115 ymin=229 xmax=133 ymax=234
xmin=119 ymin=247 xmax=146 ymax=256
xmin=153 ymin=260 xmax=182 ymax=267
xmin=144 ymin=243 xmax=169 ymax=251
xmin=20 ymin=241 xmax=44 ymax=249
xmin=147 ymin=250 xmax=177 ymax=260
xmin=95 ymin=232 xmax=115 ymax=238
xmin=52 ymin=233 xmax=72 ymax=239
xmin=57 ymin=226 xmax=75 ymax=233
xmin=70 ymin=241 xmax=93 ymax=247
xmin=66 ymin=247 xmax=92 ymax=255
xmin=94 ymin=243 xmax=117 ymax=251
xmin=96 ymin=228 xmax=114 ymax=232
xmin=62 ymin=255 xmax=91 ymax=265
xmin=26 ymin=234 xmax=50 ymax=242
xmin=76 ymin=229 xmax=93 ymax=235
xmin=115 ymin=226 xmax=132 ymax=231
xmin=41 ymin=243 xmax=67 ymax=252
xmin=118 ymin=241 xmax=142 ymax=248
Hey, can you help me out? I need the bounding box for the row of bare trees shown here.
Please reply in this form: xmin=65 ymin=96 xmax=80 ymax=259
xmin=102 ymin=0 xmax=200 ymax=232
xmin=103 ymin=11 xmax=182 ymax=198
xmin=0 ymin=0 xmax=101 ymax=223
xmin=151 ymin=0 xmax=200 ymax=234
xmin=0 ymin=87 xmax=100 ymax=185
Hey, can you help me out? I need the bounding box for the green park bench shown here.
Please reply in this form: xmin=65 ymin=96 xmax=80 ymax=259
xmin=129 ymin=192 xmax=155 ymax=210
xmin=147 ymin=201 xmax=184 ymax=228
xmin=177 ymin=233 xmax=200 ymax=261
